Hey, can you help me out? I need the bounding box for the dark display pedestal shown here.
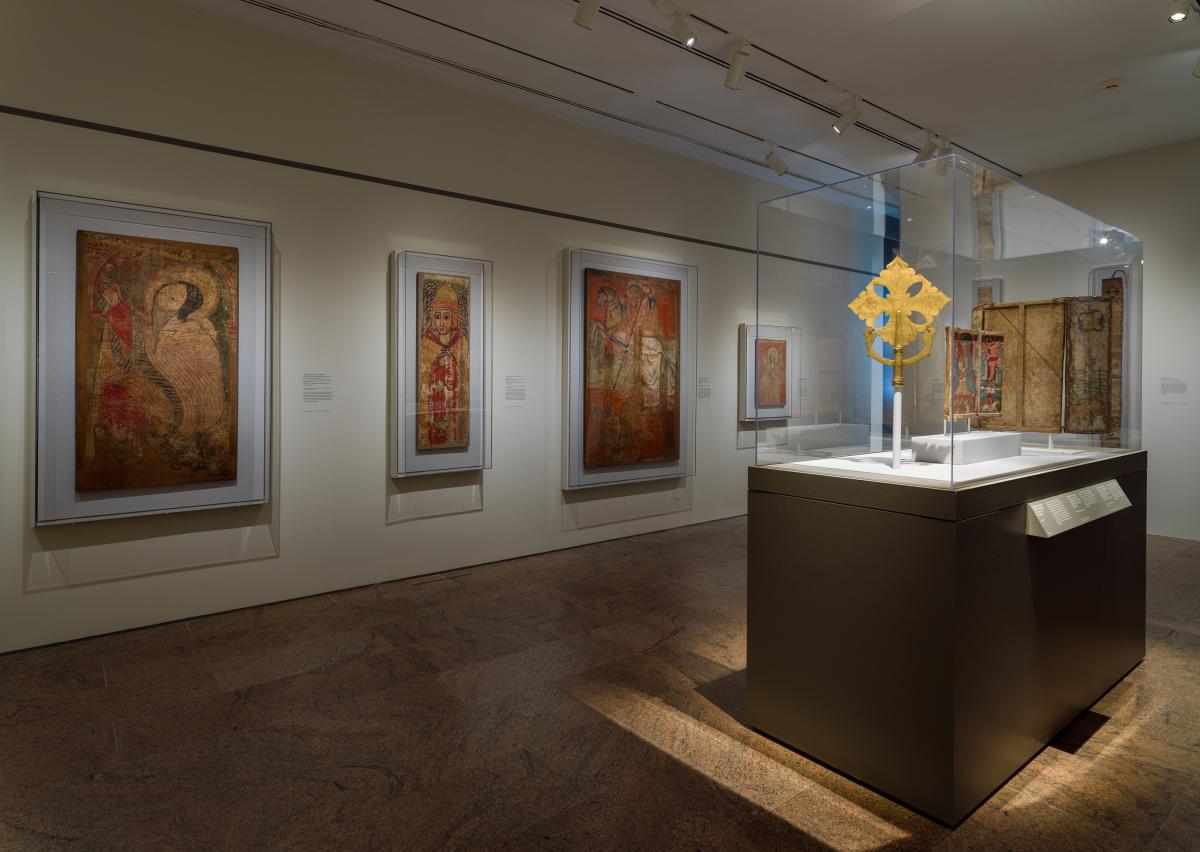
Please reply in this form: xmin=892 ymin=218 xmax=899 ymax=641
xmin=746 ymin=451 xmax=1147 ymax=825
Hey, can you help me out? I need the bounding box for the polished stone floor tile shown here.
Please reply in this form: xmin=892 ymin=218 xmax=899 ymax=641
xmin=0 ymin=519 xmax=1197 ymax=849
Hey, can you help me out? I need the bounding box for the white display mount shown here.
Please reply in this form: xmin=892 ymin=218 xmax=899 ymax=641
xmin=911 ymin=431 xmax=1022 ymax=465
xmin=1026 ymin=479 xmax=1131 ymax=538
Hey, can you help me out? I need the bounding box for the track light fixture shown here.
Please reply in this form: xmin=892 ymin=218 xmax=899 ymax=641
xmin=912 ymin=132 xmax=937 ymax=164
xmin=934 ymin=143 xmax=953 ymax=176
xmin=1169 ymin=0 xmax=1191 ymax=22
xmin=765 ymin=147 xmax=788 ymax=176
xmin=725 ymin=40 xmax=750 ymax=90
xmin=832 ymin=97 xmax=863 ymax=135
xmin=670 ymin=11 xmax=698 ymax=47
xmin=574 ymin=0 xmax=601 ymax=29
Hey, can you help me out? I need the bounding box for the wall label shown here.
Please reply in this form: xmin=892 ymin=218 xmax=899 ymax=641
xmin=1026 ymin=479 xmax=1130 ymax=538
xmin=504 ymin=375 xmax=527 ymax=407
xmin=1161 ymin=376 xmax=1189 ymax=405
xmin=697 ymin=376 xmax=712 ymax=401
xmin=302 ymin=372 xmax=334 ymax=413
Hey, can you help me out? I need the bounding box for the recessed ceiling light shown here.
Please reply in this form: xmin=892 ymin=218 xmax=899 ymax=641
xmin=1099 ymin=236 xmax=1109 ymax=245
xmin=670 ymin=11 xmax=697 ymax=48
xmin=1169 ymin=0 xmax=1190 ymax=22
xmin=573 ymin=0 xmax=601 ymax=29
xmin=832 ymin=97 xmax=862 ymax=135
xmin=1099 ymin=78 xmax=1123 ymax=92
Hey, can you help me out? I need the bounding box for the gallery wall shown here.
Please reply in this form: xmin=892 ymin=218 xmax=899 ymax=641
xmin=0 ymin=0 xmax=817 ymax=652
xmin=1029 ymin=136 xmax=1200 ymax=540
xmin=3 ymin=0 xmax=1192 ymax=653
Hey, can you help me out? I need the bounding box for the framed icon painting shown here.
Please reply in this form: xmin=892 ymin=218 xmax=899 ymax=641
xmin=391 ymin=251 xmax=491 ymax=477
xmin=563 ymin=249 xmax=696 ymax=489
xmin=738 ymin=323 xmax=799 ymax=422
xmin=36 ymin=193 xmax=272 ymax=525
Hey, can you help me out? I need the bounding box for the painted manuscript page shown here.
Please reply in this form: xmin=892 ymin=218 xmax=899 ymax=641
xmin=1063 ymin=298 xmax=1114 ymax=434
xmin=1100 ymin=278 xmax=1125 ymax=447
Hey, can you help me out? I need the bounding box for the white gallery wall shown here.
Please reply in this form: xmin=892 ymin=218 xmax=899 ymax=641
xmin=1030 ymin=136 xmax=1200 ymax=541
xmin=0 ymin=0 xmax=799 ymax=652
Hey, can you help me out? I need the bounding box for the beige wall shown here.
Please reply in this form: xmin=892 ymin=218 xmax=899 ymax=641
xmin=1030 ymin=136 xmax=1200 ymax=541
xmin=0 ymin=0 xmax=784 ymax=652
xmin=3 ymin=0 xmax=1193 ymax=652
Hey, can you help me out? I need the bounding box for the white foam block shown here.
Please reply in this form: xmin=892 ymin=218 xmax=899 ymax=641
xmin=911 ymin=431 xmax=1022 ymax=465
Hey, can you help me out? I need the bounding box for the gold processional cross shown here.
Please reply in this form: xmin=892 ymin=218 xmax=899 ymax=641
xmin=848 ymin=256 xmax=950 ymax=390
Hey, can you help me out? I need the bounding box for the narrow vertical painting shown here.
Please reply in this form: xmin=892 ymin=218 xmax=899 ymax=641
xmin=755 ymin=338 xmax=787 ymax=408
xmin=417 ymin=272 xmax=471 ymax=450
xmin=583 ymin=268 xmax=680 ymax=467
xmin=1063 ymin=297 xmax=1113 ymax=434
xmin=75 ymin=231 xmax=238 ymax=492
xmin=1100 ymin=276 xmax=1125 ymax=446
xmin=978 ymin=332 xmax=1004 ymax=415
xmin=946 ymin=328 xmax=979 ymax=419
xmin=945 ymin=328 xmax=1004 ymax=419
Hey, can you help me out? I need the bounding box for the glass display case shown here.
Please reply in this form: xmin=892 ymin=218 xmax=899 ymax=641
xmin=755 ymin=154 xmax=1143 ymax=489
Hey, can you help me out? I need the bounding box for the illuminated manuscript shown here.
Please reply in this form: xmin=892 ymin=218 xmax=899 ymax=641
xmin=75 ymin=231 xmax=238 ymax=491
xmin=417 ymin=272 xmax=471 ymax=450
xmin=1100 ymin=276 xmax=1125 ymax=446
xmin=1064 ymin=298 xmax=1114 ymax=434
xmin=755 ymin=338 xmax=787 ymax=408
xmin=583 ymin=268 xmax=680 ymax=467
xmin=944 ymin=328 xmax=1005 ymax=419
xmin=973 ymin=293 xmax=1123 ymax=435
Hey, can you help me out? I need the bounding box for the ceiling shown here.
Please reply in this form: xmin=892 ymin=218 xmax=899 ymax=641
xmin=186 ymin=0 xmax=1200 ymax=190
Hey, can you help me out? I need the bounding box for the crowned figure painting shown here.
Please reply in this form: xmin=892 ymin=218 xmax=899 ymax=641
xmin=417 ymin=273 xmax=471 ymax=450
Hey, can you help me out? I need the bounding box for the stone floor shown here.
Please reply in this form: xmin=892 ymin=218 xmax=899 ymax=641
xmin=0 ymin=518 xmax=1198 ymax=851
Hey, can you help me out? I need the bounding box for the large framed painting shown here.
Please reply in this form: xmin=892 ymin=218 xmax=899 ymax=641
xmin=563 ymin=249 xmax=696 ymax=489
xmin=36 ymin=193 xmax=272 ymax=524
xmin=738 ymin=323 xmax=798 ymax=422
xmin=391 ymin=251 xmax=490 ymax=477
